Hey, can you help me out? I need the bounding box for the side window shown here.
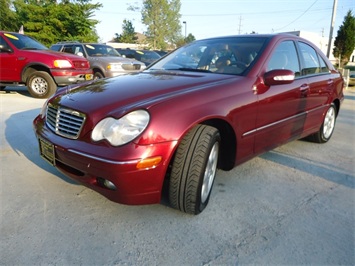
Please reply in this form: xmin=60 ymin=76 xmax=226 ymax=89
xmin=267 ymin=41 xmax=300 ymax=76
xmin=298 ymin=42 xmax=320 ymax=75
xmin=73 ymin=45 xmax=84 ymax=56
xmin=0 ymin=36 xmax=11 ymax=52
xmin=318 ymin=55 xmax=330 ymax=73
xmin=50 ymin=44 xmax=61 ymax=51
xmin=63 ymin=45 xmax=74 ymax=54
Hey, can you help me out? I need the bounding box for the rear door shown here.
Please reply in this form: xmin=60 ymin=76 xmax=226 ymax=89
xmin=297 ymin=41 xmax=334 ymax=131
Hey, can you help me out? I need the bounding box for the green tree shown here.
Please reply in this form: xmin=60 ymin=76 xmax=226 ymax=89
xmin=185 ymin=33 xmax=195 ymax=43
xmin=175 ymin=33 xmax=195 ymax=48
xmin=115 ymin=19 xmax=137 ymax=43
xmin=333 ymin=10 xmax=355 ymax=65
xmin=11 ymin=0 xmax=102 ymax=46
xmin=0 ymin=0 xmax=20 ymax=31
xmin=139 ymin=0 xmax=182 ymax=50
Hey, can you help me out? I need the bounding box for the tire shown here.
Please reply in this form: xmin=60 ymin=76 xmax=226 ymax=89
xmin=94 ymin=71 xmax=104 ymax=79
xmin=27 ymin=71 xmax=57 ymax=98
xmin=169 ymin=124 xmax=220 ymax=215
xmin=308 ymin=103 xmax=337 ymax=143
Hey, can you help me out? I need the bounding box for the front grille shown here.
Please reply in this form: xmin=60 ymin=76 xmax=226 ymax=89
xmin=46 ymin=104 xmax=86 ymax=139
xmin=122 ymin=63 xmax=142 ymax=71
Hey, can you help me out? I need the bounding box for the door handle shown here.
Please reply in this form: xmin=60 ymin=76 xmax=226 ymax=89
xmin=300 ymin=84 xmax=309 ymax=97
xmin=300 ymin=84 xmax=309 ymax=91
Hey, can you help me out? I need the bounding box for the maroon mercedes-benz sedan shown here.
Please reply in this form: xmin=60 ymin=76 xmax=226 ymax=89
xmin=33 ymin=34 xmax=344 ymax=214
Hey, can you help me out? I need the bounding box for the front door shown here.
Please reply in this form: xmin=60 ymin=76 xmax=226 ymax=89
xmin=254 ymin=40 xmax=308 ymax=154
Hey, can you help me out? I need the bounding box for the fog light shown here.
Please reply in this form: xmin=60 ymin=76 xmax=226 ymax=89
xmin=97 ymin=177 xmax=117 ymax=190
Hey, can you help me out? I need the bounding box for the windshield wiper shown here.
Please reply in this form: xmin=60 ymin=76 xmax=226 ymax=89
xmin=166 ymin=67 xmax=211 ymax=73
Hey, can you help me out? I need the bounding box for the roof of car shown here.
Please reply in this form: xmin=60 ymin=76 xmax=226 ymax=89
xmin=54 ymin=42 xmax=111 ymax=46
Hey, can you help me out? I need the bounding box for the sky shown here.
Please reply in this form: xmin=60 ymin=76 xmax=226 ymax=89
xmin=93 ymin=0 xmax=354 ymax=43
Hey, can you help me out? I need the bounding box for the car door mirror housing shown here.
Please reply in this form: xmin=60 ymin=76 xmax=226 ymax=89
xmin=264 ymin=69 xmax=295 ymax=86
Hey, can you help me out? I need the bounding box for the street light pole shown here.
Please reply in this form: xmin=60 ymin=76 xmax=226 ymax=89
xmin=183 ymin=21 xmax=187 ymax=39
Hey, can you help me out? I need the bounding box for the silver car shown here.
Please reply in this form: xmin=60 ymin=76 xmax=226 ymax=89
xmin=50 ymin=42 xmax=146 ymax=79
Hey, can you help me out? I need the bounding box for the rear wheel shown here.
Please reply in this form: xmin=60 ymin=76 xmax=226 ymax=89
xmin=27 ymin=71 xmax=56 ymax=98
xmin=169 ymin=124 xmax=220 ymax=215
xmin=308 ymin=103 xmax=337 ymax=143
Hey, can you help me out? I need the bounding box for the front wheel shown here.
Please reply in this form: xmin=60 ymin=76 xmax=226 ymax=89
xmin=27 ymin=71 xmax=57 ymax=98
xmin=308 ymin=103 xmax=337 ymax=143
xmin=94 ymin=71 xmax=104 ymax=79
xmin=169 ymin=124 xmax=220 ymax=215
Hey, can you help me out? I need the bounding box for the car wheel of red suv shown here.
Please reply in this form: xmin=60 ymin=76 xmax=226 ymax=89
xmin=27 ymin=71 xmax=56 ymax=98
xmin=169 ymin=124 xmax=220 ymax=215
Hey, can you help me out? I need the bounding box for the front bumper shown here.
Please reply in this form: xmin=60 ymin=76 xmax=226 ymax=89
xmin=51 ymin=69 xmax=93 ymax=86
xmin=33 ymin=115 xmax=177 ymax=205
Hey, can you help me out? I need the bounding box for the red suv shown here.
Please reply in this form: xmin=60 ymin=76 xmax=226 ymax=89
xmin=0 ymin=31 xmax=93 ymax=98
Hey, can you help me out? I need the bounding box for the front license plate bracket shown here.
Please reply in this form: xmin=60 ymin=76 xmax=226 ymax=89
xmin=39 ymin=138 xmax=56 ymax=165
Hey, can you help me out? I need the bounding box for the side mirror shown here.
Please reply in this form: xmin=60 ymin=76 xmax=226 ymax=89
xmin=264 ymin=69 xmax=295 ymax=86
xmin=76 ymin=52 xmax=84 ymax=57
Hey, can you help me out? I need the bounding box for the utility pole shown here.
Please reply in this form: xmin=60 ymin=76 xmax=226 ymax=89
xmin=327 ymin=0 xmax=338 ymax=58
xmin=238 ymin=15 xmax=242 ymax=34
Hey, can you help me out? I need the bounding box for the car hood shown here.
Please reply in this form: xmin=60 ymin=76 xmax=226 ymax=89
xmin=53 ymin=70 xmax=240 ymax=118
xmin=27 ymin=49 xmax=88 ymax=62
xmin=88 ymin=56 xmax=144 ymax=65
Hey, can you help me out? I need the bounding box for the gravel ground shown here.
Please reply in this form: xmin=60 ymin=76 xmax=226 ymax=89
xmin=1 ymin=87 xmax=354 ymax=265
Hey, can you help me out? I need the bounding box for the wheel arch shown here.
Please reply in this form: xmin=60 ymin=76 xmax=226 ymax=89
xmin=92 ymin=67 xmax=105 ymax=77
xmin=333 ymin=98 xmax=340 ymax=117
xmin=201 ymin=118 xmax=236 ymax=171
xmin=164 ymin=118 xmax=236 ymax=173
xmin=22 ymin=64 xmax=54 ymax=84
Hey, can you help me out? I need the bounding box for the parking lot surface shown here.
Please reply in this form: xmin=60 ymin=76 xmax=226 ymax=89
xmin=1 ymin=87 xmax=354 ymax=265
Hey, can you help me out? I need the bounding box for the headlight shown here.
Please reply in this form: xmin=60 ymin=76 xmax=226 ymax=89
xmin=54 ymin=60 xmax=73 ymax=68
xmin=107 ymin=63 xmax=123 ymax=71
xmin=91 ymin=110 xmax=150 ymax=146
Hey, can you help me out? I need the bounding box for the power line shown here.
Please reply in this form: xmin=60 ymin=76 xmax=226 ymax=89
xmin=274 ymin=0 xmax=319 ymax=31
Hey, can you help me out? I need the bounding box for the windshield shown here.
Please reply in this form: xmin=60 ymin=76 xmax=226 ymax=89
xmin=84 ymin=44 xmax=121 ymax=57
xmin=3 ymin=32 xmax=48 ymax=50
xmin=149 ymin=36 xmax=268 ymax=75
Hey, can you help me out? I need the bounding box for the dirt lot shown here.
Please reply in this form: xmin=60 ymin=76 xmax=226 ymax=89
xmin=1 ymin=87 xmax=354 ymax=265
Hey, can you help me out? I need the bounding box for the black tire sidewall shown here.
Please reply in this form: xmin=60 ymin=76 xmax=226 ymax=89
xmin=196 ymin=130 xmax=220 ymax=214
xmin=94 ymin=72 xmax=104 ymax=79
xmin=168 ymin=124 xmax=220 ymax=215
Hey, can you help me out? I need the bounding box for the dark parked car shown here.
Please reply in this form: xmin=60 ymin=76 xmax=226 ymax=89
xmin=116 ymin=48 xmax=161 ymax=66
xmin=0 ymin=31 xmax=92 ymax=98
xmin=50 ymin=42 xmax=145 ymax=79
xmin=154 ymin=50 xmax=168 ymax=56
xmin=34 ymin=34 xmax=344 ymax=214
